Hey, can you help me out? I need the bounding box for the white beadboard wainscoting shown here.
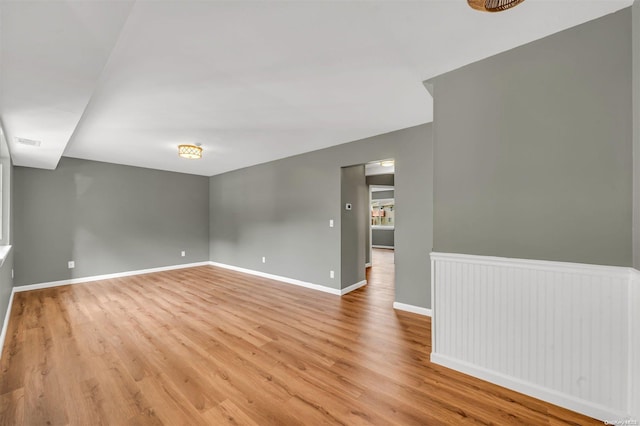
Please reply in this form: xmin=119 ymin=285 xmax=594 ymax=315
xmin=430 ymin=252 xmax=638 ymax=422
xmin=631 ymin=270 xmax=640 ymax=422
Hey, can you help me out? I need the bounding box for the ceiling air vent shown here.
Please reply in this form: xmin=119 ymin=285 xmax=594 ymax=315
xmin=15 ymin=137 xmax=41 ymax=147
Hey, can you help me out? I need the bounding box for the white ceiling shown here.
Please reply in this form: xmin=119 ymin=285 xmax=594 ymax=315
xmin=0 ymin=0 xmax=631 ymax=176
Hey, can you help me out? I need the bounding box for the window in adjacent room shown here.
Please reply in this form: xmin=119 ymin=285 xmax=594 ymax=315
xmin=371 ymin=198 xmax=394 ymax=227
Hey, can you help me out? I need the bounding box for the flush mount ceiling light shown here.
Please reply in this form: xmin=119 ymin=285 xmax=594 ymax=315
xmin=178 ymin=144 xmax=202 ymax=159
xmin=468 ymin=0 xmax=525 ymax=12
xmin=380 ymin=160 xmax=394 ymax=167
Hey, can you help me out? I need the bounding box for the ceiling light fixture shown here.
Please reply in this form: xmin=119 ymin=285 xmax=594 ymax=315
xmin=380 ymin=160 xmax=394 ymax=167
xmin=178 ymin=144 xmax=202 ymax=159
xmin=468 ymin=0 xmax=525 ymax=12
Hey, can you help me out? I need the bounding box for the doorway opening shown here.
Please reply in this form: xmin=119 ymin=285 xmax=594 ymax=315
xmin=365 ymin=159 xmax=395 ymax=295
xmin=340 ymin=159 xmax=395 ymax=297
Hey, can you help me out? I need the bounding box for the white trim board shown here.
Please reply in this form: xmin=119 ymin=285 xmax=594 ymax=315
xmin=372 ymin=245 xmax=394 ymax=249
xmin=13 ymin=261 xmax=211 ymax=293
xmin=13 ymin=259 xmax=367 ymax=299
xmin=341 ymin=280 xmax=367 ymax=295
xmin=209 ymin=261 xmax=342 ymax=296
xmin=3 ymin=259 xmax=342 ymax=360
xmin=393 ymin=302 xmax=431 ymax=317
xmin=431 ymin=353 xmax=629 ymax=422
xmin=630 ymin=269 xmax=640 ymax=420
xmin=2 ymin=261 xmax=210 ymax=359
xmin=210 ymin=262 xmax=367 ymax=296
xmin=0 ymin=287 xmax=15 ymax=358
xmin=430 ymin=251 xmax=632 ymax=279
xmin=0 ymin=245 xmax=11 ymax=268
xmin=3 ymin=260 xmax=367 ymax=358
xmin=371 ymin=225 xmax=395 ymax=231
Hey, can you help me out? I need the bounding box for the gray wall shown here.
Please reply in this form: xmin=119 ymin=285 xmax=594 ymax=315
xmin=1 ymin=142 xmax=11 ymax=247
xmin=210 ymin=123 xmax=433 ymax=308
xmin=634 ymin=0 xmax=640 ymax=269
xmin=340 ymin=165 xmax=367 ymax=287
xmin=372 ymin=229 xmax=394 ymax=247
xmin=429 ymin=9 xmax=632 ymax=266
xmin=14 ymin=157 xmax=210 ymax=286
xmin=372 ymin=190 xmax=394 ymax=200
xmin=366 ymin=174 xmax=394 ymax=186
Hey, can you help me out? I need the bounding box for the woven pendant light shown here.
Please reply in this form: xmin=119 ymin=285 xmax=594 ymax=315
xmin=468 ymin=0 xmax=525 ymax=12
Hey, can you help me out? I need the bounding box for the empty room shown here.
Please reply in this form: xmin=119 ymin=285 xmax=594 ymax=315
xmin=0 ymin=0 xmax=639 ymax=424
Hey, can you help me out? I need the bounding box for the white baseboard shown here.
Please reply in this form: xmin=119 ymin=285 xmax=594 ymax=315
xmin=393 ymin=302 xmax=432 ymax=317
xmin=430 ymin=353 xmax=629 ymax=422
xmin=0 ymin=287 xmax=16 ymax=358
xmin=209 ymin=261 xmax=341 ymax=295
xmin=372 ymin=245 xmax=394 ymax=249
xmin=13 ymin=259 xmax=363 ymax=302
xmin=13 ymin=261 xmax=211 ymax=293
xmin=365 ymin=262 xmax=372 ymax=268
xmin=4 ymin=260 xmax=338 ymax=360
xmin=341 ymin=280 xmax=367 ymax=295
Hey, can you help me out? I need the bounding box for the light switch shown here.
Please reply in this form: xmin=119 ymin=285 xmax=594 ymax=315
xmin=329 ymin=219 xmax=334 ymax=227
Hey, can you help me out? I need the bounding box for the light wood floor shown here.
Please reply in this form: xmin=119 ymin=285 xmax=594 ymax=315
xmin=0 ymin=249 xmax=598 ymax=425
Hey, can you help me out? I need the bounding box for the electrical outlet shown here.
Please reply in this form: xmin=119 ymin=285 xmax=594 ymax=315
xmin=181 ymin=250 xmax=186 ymax=257
xmin=68 ymin=261 xmax=75 ymax=269
xmin=329 ymin=219 xmax=334 ymax=228
xmin=262 ymin=256 xmax=266 ymax=263
xmin=330 ymin=270 xmax=335 ymax=279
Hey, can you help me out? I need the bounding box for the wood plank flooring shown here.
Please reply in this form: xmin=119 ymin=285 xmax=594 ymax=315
xmin=0 ymin=249 xmax=599 ymax=425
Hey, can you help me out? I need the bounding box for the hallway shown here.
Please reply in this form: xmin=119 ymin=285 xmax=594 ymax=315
xmin=366 ymin=248 xmax=395 ymax=301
